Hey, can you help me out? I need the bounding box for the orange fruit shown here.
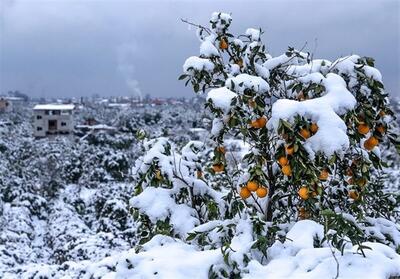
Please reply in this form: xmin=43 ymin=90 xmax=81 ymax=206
xmin=285 ymin=145 xmax=295 ymax=156
xmin=364 ymin=136 xmax=379 ymax=151
xmin=278 ymin=156 xmax=289 ymax=166
xmin=319 ymin=169 xmax=329 ymax=181
xmin=196 ymin=170 xmax=203 ymax=179
xmin=357 ymin=122 xmax=370 ymax=135
xmin=246 ymin=181 xmax=259 ymax=192
xmin=240 ymin=187 xmax=251 ymax=199
xmin=219 ymin=38 xmax=228 ymax=49
xmin=236 ymin=59 xmax=243 ymax=68
xmin=346 ymin=167 xmax=353 ymax=176
xmin=256 ymin=187 xmax=268 ymax=198
xmin=310 ymin=123 xmax=318 ymax=133
xmin=299 ymin=128 xmax=311 ymax=139
xmin=376 ymin=124 xmax=385 ymax=134
xmin=379 ymin=110 xmax=386 ymax=117
xmin=216 ymin=146 xmax=226 ymax=154
xmin=348 ymin=190 xmax=359 ymax=200
xmin=311 ymin=191 xmax=318 ymax=197
xmin=282 ymin=165 xmax=292 ymax=176
xmin=298 ymin=187 xmax=309 ymax=200
xmin=250 ymin=116 xmax=267 ymax=129
xmin=212 ymin=163 xmax=225 ymax=173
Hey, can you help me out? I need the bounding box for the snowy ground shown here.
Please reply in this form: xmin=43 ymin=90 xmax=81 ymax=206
xmin=0 ymin=101 xmax=399 ymax=278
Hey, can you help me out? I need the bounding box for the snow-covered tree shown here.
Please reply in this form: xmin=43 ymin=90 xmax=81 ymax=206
xmin=130 ymin=12 xmax=400 ymax=277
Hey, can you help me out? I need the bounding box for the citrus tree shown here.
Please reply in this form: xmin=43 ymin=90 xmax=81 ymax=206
xmin=131 ymin=12 xmax=400 ymax=276
xmin=180 ymin=12 xmax=399 ymax=241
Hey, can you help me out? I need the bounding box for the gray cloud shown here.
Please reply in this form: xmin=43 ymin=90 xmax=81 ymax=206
xmin=0 ymin=0 xmax=399 ymax=98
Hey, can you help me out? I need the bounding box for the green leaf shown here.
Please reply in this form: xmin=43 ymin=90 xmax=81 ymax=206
xmin=178 ymin=74 xmax=188 ymax=80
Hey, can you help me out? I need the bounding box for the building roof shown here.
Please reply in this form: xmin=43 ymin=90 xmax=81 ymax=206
xmin=33 ymin=104 xmax=75 ymax=111
xmin=0 ymin=96 xmax=24 ymax=101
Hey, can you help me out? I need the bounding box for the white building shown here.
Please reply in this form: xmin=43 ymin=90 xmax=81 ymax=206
xmin=33 ymin=104 xmax=75 ymax=137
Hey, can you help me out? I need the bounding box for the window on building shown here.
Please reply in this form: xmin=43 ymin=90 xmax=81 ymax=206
xmin=36 ymin=127 xmax=42 ymax=131
xmin=61 ymin=122 xmax=67 ymax=126
xmin=36 ymin=115 xmax=42 ymax=119
xmin=53 ymin=110 xmax=61 ymax=115
xmin=45 ymin=110 xmax=50 ymax=115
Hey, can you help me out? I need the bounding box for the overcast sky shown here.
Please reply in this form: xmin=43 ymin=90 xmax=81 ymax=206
xmin=0 ymin=0 xmax=399 ymax=99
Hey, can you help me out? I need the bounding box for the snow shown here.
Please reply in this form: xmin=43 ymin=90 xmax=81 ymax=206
xmin=285 ymin=220 xmax=324 ymax=249
xmin=268 ymin=73 xmax=357 ymax=157
xmin=183 ymin=56 xmax=215 ymax=73
xmin=245 ymin=28 xmax=261 ymax=41
xmin=287 ymin=59 xmax=332 ymax=76
xmin=33 ymin=104 xmax=75 ymax=110
xmin=210 ymin=12 xmax=232 ymax=33
xmin=207 ymin=87 xmax=237 ymax=113
xmin=130 ymin=187 xmax=199 ymax=237
xmin=5 ymin=220 xmax=399 ymax=278
xmin=254 ymin=63 xmax=270 ymax=79
xmin=245 ymin=241 xmax=400 ymax=279
xmin=200 ymin=38 xmax=220 ymax=58
xmin=211 ymin=118 xmax=224 ymax=136
xmin=226 ymin=73 xmax=270 ymax=93
xmin=364 ymin=65 xmax=383 ymax=82
xmin=263 ymin=52 xmax=307 ymax=70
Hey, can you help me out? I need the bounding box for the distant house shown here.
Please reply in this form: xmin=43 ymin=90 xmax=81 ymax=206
xmin=0 ymin=98 xmax=11 ymax=113
xmin=33 ymin=104 xmax=75 ymax=137
xmin=0 ymin=96 xmax=25 ymax=112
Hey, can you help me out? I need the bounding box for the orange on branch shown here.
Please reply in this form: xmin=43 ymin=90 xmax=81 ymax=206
xmin=310 ymin=123 xmax=319 ymax=133
xmin=246 ymin=181 xmax=259 ymax=192
xmin=250 ymin=116 xmax=267 ymax=129
xmin=299 ymin=128 xmax=311 ymax=139
xmin=256 ymin=187 xmax=268 ymax=198
xmin=364 ymin=136 xmax=379 ymax=151
xmin=219 ymin=38 xmax=228 ymax=49
xmin=212 ymin=163 xmax=225 ymax=173
xmin=348 ymin=190 xmax=359 ymax=200
xmin=282 ymin=165 xmax=292 ymax=176
xmin=278 ymin=156 xmax=289 ymax=166
xmin=298 ymin=187 xmax=309 ymax=200
xmin=357 ymin=122 xmax=370 ymax=135
xmin=376 ymin=124 xmax=386 ymax=134
xmin=285 ymin=145 xmax=295 ymax=156
xmin=319 ymin=169 xmax=329 ymax=181
xmin=240 ymin=187 xmax=251 ymax=199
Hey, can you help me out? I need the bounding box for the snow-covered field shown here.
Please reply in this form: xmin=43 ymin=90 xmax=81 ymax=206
xmin=0 ymin=99 xmax=398 ymax=278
